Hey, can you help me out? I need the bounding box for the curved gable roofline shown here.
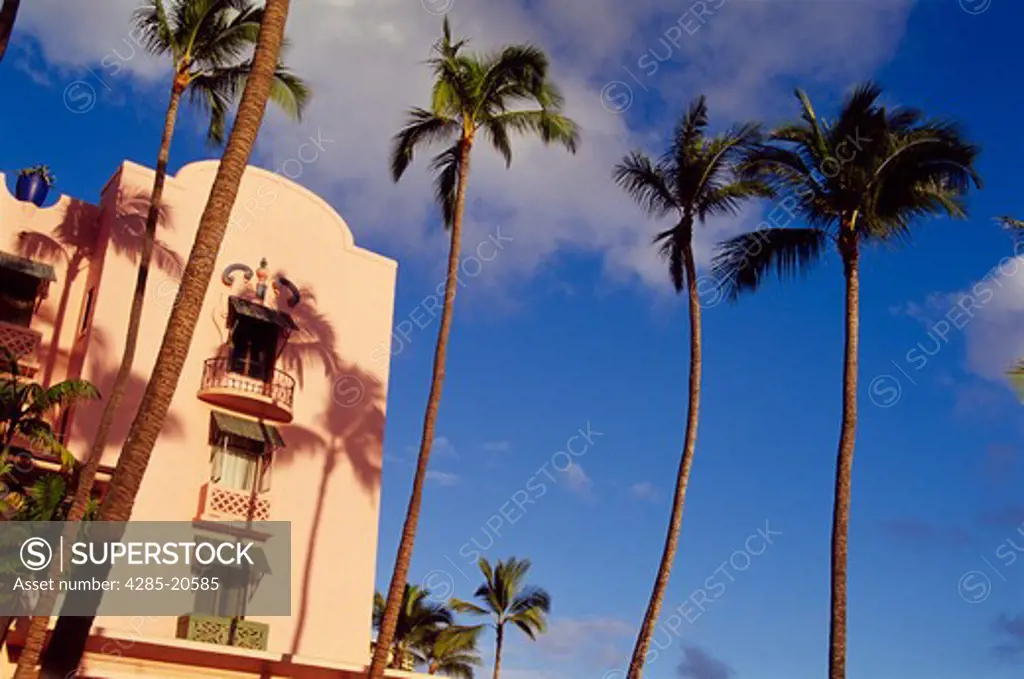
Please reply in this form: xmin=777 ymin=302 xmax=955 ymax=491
xmin=172 ymin=160 xmax=358 ymax=250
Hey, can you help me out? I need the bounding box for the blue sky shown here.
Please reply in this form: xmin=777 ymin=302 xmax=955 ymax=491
xmin=2 ymin=1 xmax=1024 ymax=679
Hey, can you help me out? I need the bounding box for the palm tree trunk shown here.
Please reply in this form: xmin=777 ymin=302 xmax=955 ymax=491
xmin=492 ymin=624 xmax=504 ymax=679
xmin=0 ymin=614 xmax=13 ymax=649
xmin=14 ymin=82 xmax=185 ymax=679
xmin=368 ymin=135 xmax=473 ymax=679
xmin=0 ymin=0 xmax=21 ymax=63
xmin=36 ymin=5 xmax=292 ymax=677
xmin=42 ymin=255 xmax=83 ymax=387
xmin=626 ymin=238 xmax=702 ymax=679
xmin=829 ymin=237 xmax=859 ymax=679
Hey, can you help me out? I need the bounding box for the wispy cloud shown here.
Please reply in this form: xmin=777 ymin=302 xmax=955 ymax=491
xmin=16 ymin=0 xmax=913 ymax=294
xmin=536 ymin=616 xmax=633 ymax=667
xmin=992 ymin=614 xmax=1024 ymax=659
xmin=677 ymin=646 xmax=735 ymax=679
xmin=483 ymin=440 xmax=512 ymax=453
xmin=425 ymin=470 xmax=460 ymax=487
xmin=628 ymin=481 xmax=659 ymax=502
xmin=563 ymin=463 xmax=593 ymax=499
xmin=432 ymin=436 xmax=458 ymax=458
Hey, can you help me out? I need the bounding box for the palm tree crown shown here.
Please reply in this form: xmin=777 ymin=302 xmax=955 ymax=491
xmin=412 ymin=625 xmax=483 ymax=679
xmin=389 ymin=17 xmax=578 ymax=225
xmin=614 ymin=95 xmax=767 ymax=291
xmin=451 ymin=557 xmax=550 ymax=639
xmin=373 ymin=584 xmax=454 ymax=667
xmin=135 ymin=0 xmax=310 ymax=142
xmin=713 ymin=83 xmax=981 ymax=293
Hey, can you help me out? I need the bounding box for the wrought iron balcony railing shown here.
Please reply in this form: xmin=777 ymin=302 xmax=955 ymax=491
xmin=197 ymin=356 xmax=295 ymax=423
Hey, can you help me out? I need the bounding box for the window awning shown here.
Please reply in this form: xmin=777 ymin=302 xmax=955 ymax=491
xmin=0 ymin=251 xmax=56 ymax=282
xmin=228 ymin=296 xmax=297 ymax=332
xmin=211 ymin=411 xmax=285 ymax=448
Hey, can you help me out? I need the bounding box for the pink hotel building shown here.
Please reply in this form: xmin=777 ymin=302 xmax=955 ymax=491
xmin=0 ymin=160 xmax=417 ymax=679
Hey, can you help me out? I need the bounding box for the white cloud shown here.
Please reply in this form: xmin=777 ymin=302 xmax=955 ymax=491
xmin=628 ymin=481 xmax=659 ymax=502
xmin=562 ymin=462 xmax=593 ymax=498
xmin=536 ymin=616 xmax=633 ymax=659
xmin=901 ymin=249 xmax=1024 ymax=386
xmin=425 ymin=470 xmax=460 ymax=486
xmin=432 ymin=436 xmax=458 ymax=458
xmin=15 ymin=0 xmax=913 ymax=293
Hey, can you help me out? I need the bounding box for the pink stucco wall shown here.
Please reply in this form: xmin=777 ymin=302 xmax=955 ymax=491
xmin=0 ymin=161 xmax=398 ymax=672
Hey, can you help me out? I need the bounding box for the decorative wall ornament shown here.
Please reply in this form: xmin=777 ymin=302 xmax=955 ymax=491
xmin=222 ymin=258 xmax=302 ymax=308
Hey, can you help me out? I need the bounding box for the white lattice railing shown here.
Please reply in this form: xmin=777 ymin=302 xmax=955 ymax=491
xmin=0 ymin=321 xmax=41 ymax=375
xmin=198 ymin=482 xmax=271 ymax=521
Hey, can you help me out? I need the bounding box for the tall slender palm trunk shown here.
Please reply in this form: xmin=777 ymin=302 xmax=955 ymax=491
xmin=66 ymin=80 xmax=183 ymax=526
xmin=0 ymin=0 xmax=21 ymax=63
xmin=492 ymin=624 xmax=504 ymax=679
xmin=829 ymin=232 xmax=859 ymax=679
xmin=41 ymin=254 xmax=84 ymax=387
xmin=12 ymin=83 xmax=184 ymax=679
xmin=369 ymin=135 xmax=473 ymax=679
xmin=626 ymin=237 xmax=702 ymax=679
xmin=0 ymin=615 xmax=13 ymax=649
xmin=36 ymin=4 xmax=291 ymax=676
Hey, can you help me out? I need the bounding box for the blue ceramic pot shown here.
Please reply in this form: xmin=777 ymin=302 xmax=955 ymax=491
xmin=16 ymin=173 xmax=50 ymax=207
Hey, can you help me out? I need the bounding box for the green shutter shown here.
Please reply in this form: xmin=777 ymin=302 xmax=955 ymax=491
xmin=0 ymin=251 xmax=57 ymax=282
xmin=210 ymin=412 xmax=285 ymax=448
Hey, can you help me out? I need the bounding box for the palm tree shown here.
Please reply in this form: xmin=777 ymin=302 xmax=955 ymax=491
xmin=0 ymin=0 xmax=21 ymax=63
xmin=413 ymin=625 xmax=483 ymax=678
xmin=0 ymin=355 xmax=98 ymax=657
xmin=0 ymin=349 xmax=100 ymax=464
xmin=60 ymin=0 xmax=309 ymax=539
xmin=450 ymin=557 xmax=550 ymax=679
xmin=712 ymin=83 xmax=981 ymax=679
xmin=27 ymin=2 xmax=299 ymax=676
xmin=612 ymin=96 xmax=766 ymax=679
xmin=373 ymin=21 xmax=578 ymax=679
xmin=372 ymin=584 xmax=454 ymax=670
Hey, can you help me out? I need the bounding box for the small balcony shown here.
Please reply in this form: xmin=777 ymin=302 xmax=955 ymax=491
xmin=176 ymin=614 xmax=269 ymax=651
xmin=197 ymin=482 xmax=271 ymax=522
xmin=197 ymin=357 xmax=295 ymax=423
xmin=0 ymin=321 xmax=42 ymax=378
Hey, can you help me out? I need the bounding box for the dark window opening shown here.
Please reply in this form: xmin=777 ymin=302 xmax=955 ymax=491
xmin=0 ymin=268 xmax=40 ymax=328
xmin=228 ymin=316 xmax=279 ymax=382
xmin=79 ymin=288 xmax=95 ymax=335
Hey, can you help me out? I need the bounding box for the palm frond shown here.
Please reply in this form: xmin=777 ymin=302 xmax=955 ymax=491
xmin=132 ymin=0 xmax=176 ymax=58
xmin=429 ymin=142 xmax=463 ymax=229
xmin=390 ymin=108 xmax=458 ymax=181
xmin=613 ymin=152 xmax=677 ymax=218
xmin=488 ymin=109 xmax=579 ymax=153
xmin=448 ymin=598 xmax=488 ymax=616
xmin=698 ymin=180 xmax=774 ymax=220
xmin=999 ymin=216 xmax=1024 ymax=231
xmin=188 ymin=60 xmax=310 ymax=144
xmin=712 ymin=227 xmax=829 ymax=299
